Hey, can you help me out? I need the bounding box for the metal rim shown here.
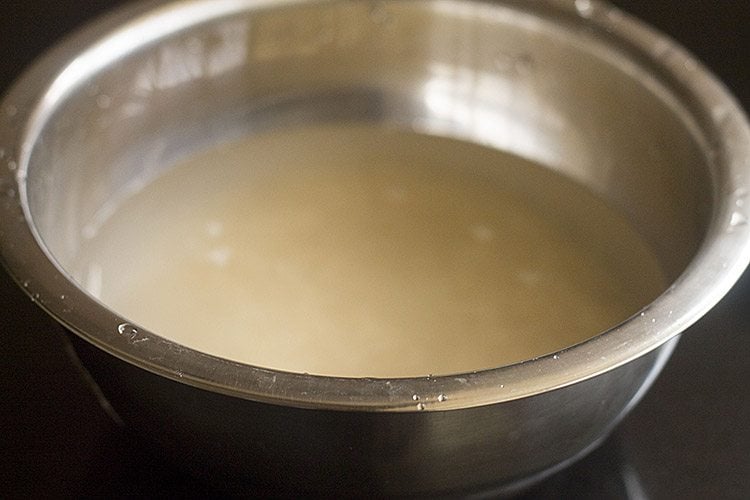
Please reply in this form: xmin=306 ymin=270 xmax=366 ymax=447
xmin=1 ymin=0 xmax=749 ymax=412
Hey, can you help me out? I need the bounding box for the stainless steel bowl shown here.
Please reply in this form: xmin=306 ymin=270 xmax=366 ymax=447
xmin=1 ymin=0 xmax=749 ymax=496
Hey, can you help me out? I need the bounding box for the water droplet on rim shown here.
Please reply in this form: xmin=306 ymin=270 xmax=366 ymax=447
xmin=729 ymin=211 xmax=748 ymax=229
xmin=437 ymin=394 xmax=447 ymax=402
xmin=734 ymin=187 xmax=748 ymax=208
xmin=412 ymin=394 xmax=420 ymax=401
xmin=575 ymin=0 xmax=594 ymax=17
xmin=118 ymin=322 xmax=139 ymax=338
xmin=416 ymin=402 xmax=425 ymax=411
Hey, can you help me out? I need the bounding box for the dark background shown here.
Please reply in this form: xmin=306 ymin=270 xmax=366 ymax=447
xmin=1 ymin=1 xmax=749 ymax=498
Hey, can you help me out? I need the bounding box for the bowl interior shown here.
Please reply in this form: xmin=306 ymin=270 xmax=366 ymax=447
xmin=26 ymin=0 xmax=711 ymax=284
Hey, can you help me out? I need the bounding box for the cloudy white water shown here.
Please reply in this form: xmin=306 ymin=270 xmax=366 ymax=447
xmin=72 ymin=124 xmax=665 ymax=377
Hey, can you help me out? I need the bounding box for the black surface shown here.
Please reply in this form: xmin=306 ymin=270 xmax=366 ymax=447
xmin=1 ymin=1 xmax=749 ymax=498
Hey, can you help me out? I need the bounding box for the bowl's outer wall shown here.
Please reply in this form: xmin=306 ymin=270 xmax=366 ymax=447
xmin=70 ymin=332 xmax=675 ymax=496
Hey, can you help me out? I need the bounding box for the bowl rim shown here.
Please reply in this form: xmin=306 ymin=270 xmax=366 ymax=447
xmin=1 ymin=0 xmax=749 ymax=412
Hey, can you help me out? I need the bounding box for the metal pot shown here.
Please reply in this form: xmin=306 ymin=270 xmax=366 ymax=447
xmin=1 ymin=0 xmax=748 ymax=496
